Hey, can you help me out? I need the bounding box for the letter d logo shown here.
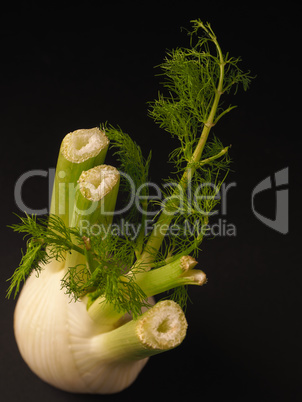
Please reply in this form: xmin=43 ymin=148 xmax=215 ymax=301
xmin=251 ymin=167 xmax=289 ymax=234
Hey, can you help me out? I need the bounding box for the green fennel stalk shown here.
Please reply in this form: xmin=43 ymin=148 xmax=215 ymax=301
xmin=50 ymin=127 xmax=109 ymax=227
xmin=8 ymin=20 xmax=252 ymax=321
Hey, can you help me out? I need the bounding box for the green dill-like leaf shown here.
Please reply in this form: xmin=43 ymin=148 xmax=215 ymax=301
xmin=104 ymin=124 xmax=152 ymax=218
xmin=7 ymin=213 xmax=84 ymax=298
xmin=164 ymin=285 xmax=191 ymax=313
xmin=61 ymin=231 xmax=150 ymax=318
xmin=149 ymin=19 xmax=251 ymax=171
xmin=61 ymin=264 xmax=98 ymax=301
xmin=6 ymin=239 xmax=47 ymax=299
xmin=89 ymin=232 xmax=150 ymax=317
xmin=146 ymin=163 xmax=225 ymax=262
xmin=103 ymin=275 xmax=150 ymax=319
xmin=142 ymin=20 xmax=253 ymax=265
xmin=103 ymin=124 xmax=154 ymax=259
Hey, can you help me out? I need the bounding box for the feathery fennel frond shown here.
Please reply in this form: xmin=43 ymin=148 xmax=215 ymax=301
xmin=149 ymin=19 xmax=251 ymax=170
xmin=61 ymin=231 xmax=150 ymax=318
xmin=140 ymin=19 xmax=252 ymax=270
xmin=104 ymin=124 xmax=153 ymax=257
xmin=104 ymin=124 xmax=152 ymax=207
xmin=9 ymin=214 xmax=83 ymax=260
xmin=9 ymin=214 xmax=149 ymax=317
xmin=6 ymin=239 xmax=47 ymax=299
xmin=7 ymin=214 xmax=84 ymax=298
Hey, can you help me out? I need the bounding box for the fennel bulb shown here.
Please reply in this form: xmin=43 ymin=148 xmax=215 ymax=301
xmin=15 ymin=259 xmax=184 ymax=394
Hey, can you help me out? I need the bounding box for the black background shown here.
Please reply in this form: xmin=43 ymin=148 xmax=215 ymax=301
xmin=0 ymin=3 xmax=301 ymax=401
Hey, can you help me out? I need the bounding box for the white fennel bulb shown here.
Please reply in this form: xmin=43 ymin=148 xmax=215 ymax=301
xmin=14 ymin=258 xmax=187 ymax=394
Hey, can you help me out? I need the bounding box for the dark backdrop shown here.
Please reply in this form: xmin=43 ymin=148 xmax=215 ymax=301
xmin=1 ymin=3 xmax=301 ymax=401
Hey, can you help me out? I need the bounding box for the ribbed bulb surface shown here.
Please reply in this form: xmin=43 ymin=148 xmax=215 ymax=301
xmin=14 ymin=260 xmax=147 ymax=394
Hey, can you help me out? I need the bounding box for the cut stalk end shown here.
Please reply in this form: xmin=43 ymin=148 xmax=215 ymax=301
xmin=183 ymin=269 xmax=207 ymax=285
xmin=50 ymin=127 xmax=109 ymax=227
xmin=78 ymin=165 xmax=120 ymax=202
xmin=137 ymin=300 xmax=187 ymax=350
xmin=93 ymin=300 xmax=188 ymax=366
xmin=72 ymin=165 xmax=120 ymax=230
xmin=180 ymin=255 xmax=198 ymax=271
xmin=61 ymin=127 xmax=109 ymax=163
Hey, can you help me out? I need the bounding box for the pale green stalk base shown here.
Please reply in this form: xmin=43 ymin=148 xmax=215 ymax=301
xmin=135 ymin=255 xmax=206 ymax=297
xmin=86 ymin=295 xmax=124 ymax=327
xmin=87 ymin=255 xmax=206 ymax=324
xmin=92 ymin=300 xmax=188 ymax=363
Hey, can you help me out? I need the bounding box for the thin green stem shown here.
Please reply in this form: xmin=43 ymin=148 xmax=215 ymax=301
xmin=199 ymin=146 xmax=229 ymax=167
xmin=137 ymin=29 xmax=225 ymax=269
